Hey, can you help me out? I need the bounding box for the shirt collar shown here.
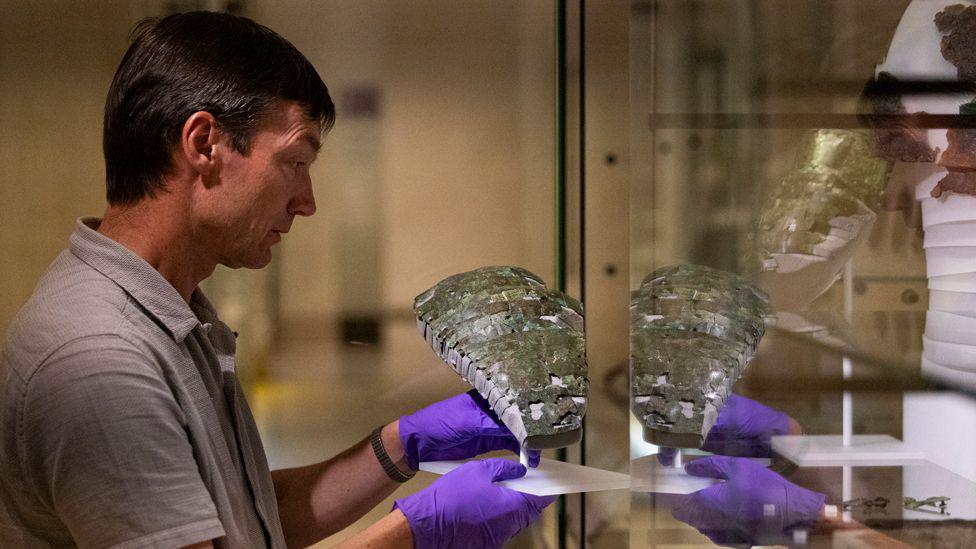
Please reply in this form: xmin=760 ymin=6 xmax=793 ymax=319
xmin=69 ymin=217 xmax=203 ymax=342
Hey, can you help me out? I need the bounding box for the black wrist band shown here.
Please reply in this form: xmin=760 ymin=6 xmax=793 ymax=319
xmin=370 ymin=426 xmax=415 ymax=483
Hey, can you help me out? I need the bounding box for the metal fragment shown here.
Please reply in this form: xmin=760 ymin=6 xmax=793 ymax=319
xmin=754 ymin=129 xmax=889 ymax=262
xmin=842 ymin=497 xmax=890 ymax=513
xmin=904 ymin=496 xmax=951 ymax=515
xmin=631 ymin=264 xmax=771 ymax=448
xmin=415 ymin=266 xmax=587 ymax=449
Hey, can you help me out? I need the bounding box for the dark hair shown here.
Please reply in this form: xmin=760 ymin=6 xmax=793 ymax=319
xmin=103 ymin=11 xmax=335 ymax=205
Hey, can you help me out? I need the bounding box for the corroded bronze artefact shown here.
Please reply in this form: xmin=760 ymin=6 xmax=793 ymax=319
xmin=414 ymin=266 xmax=587 ymax=449
xmin=631 ymin=264 xmax=771 ymax=448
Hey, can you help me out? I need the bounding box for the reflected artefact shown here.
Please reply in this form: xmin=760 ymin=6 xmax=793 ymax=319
xmin=414 ymin=266 xmax=587 ymax=450
xmin=755 ymin=129 xmax=889 ymax=261
xmin=903 ymin=496 xmax=951 ymax=514
xmin=842 ymin=497 xmax=890 ymax=514
xmin=754 ymin=129 xmax=889 ymax=309
xmin=932 ymin=101 xmax=976 ymax=198
xmin=837 ymin=495 xmax=952 ymax=516
xmin=631 ymin=264 xmax=771 ymax=448
xmin=860 ymin=72 xmax=937 ymax=164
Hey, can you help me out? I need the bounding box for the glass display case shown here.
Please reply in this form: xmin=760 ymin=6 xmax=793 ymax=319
xmin=628 ymin=0 xmax=976 ymax=547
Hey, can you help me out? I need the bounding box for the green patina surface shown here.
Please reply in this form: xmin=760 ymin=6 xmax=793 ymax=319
xmin=755 ymin=129 xmax=889 ymax=258
xmin=415 ymin=266 xmax=587 ymax=447
xmin=631 ymin=264 xmax=770 ymax=446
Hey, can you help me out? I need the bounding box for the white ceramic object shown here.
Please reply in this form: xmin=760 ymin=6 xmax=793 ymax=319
xmin=877 ymin=0 xmax=975 ymax=159
xmin=928 ymin=273 xmax=976 ymax=292
xmin=922 ymin=356 xmax=976 ymax=393
xmin=420 ymin=456 xmax=630 ymax=496
xmin=920 ymin=194 xmax=976 ymax=229
xmin=925 ymin=246 xmax=976 ymax=277
xmin=925 ymin=310 xmax=976 ymax=344
xmin=929 ymin=290 xmax=976 ymax=316
xmin=925 ymin=222 xmax=976 ymax=248
xmin=923 ymin=335 xmax=976 ymax=370
xmin=771 ymin=435 xmax=926 ymax=467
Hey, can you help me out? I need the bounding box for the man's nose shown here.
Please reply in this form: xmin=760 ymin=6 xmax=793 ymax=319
xmin=289 ymin=177 xmax=317 ymax=217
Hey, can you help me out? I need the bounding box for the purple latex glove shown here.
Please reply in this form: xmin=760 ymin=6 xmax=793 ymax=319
xmin=399 ymin=389 xmax=541 ymax=470
xmin=394 ymin=458 xmax=556 ymax=549
xmin=673 ymin=456 xmax=825 ymax=546
xmin=658 ymin=394 xmax=792 ymax=465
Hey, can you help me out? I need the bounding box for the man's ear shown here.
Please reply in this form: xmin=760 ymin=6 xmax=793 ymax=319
xmin=181 ymin=111 xmax=220 ymax=184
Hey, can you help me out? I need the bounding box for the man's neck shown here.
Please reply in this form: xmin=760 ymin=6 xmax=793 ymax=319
xmin=98 ymin=194 xmax=216 ymax=303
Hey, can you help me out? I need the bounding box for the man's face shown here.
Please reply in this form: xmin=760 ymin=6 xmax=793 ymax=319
xmin=200 ymin=101 xmax=321 ymax=269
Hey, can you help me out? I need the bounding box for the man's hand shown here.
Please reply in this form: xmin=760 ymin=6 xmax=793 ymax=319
xmin=398 ymin=390 xmax=541 ymax=470
xmin=394 ymin=458 xmax=555 ymax=549
xmin=672 ymin=456 xmax=825 ymax=547
xmin=658 ymin=394 xmax=798 ymax=465
xmin=271 ymin=391 xmax=540 ymax=547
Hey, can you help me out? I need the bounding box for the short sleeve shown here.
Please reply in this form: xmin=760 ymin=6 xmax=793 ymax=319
xmin=20 ymin=335 xmax=225 ymax=548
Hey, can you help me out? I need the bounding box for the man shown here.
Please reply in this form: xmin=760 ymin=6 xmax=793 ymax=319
xmin=0 ymin=12 xmax=552 ymax=549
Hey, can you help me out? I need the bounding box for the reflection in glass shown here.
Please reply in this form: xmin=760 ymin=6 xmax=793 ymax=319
xmin=755 ymin=129 xmax=889 ymax=310
xmin=631 ymin=1 xmax=976 ymax=547
xmin=630 ymin=264 xmax=769 ymax=448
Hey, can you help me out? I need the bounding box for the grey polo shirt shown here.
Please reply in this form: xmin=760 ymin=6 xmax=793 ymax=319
xmin=0 ymin=218 xmax=286 ymax=548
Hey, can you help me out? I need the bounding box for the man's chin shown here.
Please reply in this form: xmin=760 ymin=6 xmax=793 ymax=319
xmin=244 ymin=253 xmax=274 ymax=269
xmin=221 ymin=250 xmax=274 ymax=270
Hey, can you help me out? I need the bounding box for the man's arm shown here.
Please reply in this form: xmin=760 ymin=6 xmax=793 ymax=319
xmin=271 ymin=421 xmax=410 ymax=548
xmin=21 ymin=337 xmax=225 ymax=548
xmin=272 ymin=390 xmax=547 ymax=548
xmin=333 ymin=510 xmax=413 ymax=548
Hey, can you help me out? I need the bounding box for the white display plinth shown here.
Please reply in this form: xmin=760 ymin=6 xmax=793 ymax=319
xmin=772 ymin=435 xmax=926 ymax=467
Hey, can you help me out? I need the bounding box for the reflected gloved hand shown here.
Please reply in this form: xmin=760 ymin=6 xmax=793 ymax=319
xmin=699 ymin=394 xmax=793 ymax=457
xmin=673 ymin=456 xmax=825 ymax=546
xmin=658 ymin=394 xmax=793 ymax=465
xmin=394 ymin=458 xmax=556 ymax=549
xmin=399 ymin=389 xmax=541 ymax=470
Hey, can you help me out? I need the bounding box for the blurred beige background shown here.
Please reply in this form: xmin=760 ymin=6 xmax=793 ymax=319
xmin=0 ymin=0 xmax=559 ymax=338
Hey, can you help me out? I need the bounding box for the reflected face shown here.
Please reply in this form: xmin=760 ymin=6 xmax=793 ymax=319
xmin=860 ymin=80 xmax=936 ymax=229
xmin=202 ymin=101 xmax=322 ymax=269
xmin=862 ymin=2 xmax=976 ymax=225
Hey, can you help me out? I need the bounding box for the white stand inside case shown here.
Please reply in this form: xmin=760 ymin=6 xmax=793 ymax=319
xmin=772 ymin=435 xmax=927 ymax=467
